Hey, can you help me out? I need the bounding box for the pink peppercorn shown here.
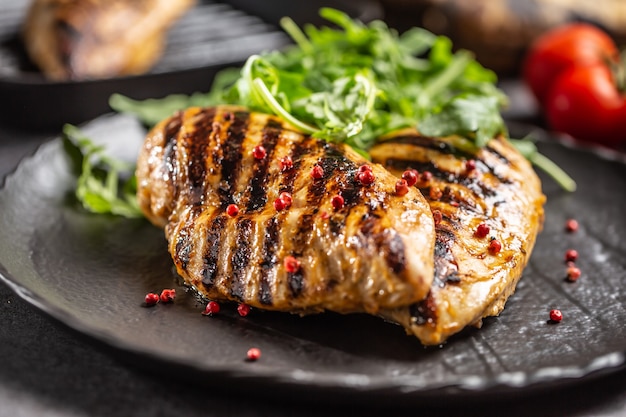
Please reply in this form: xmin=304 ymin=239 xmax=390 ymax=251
xmin=475 ymin=223 xmax=490 ymax=238
xmin=395 ymin=179 xmax=409 ymax=196
xmin=565 ymin=219 xmax=579 ymax=233
xmin=567 ymin=266 xmax=581 ymax=282
xmin=357 ymin=169 xmax=375 ymax=185
xmin=273 ymin=198 xmax=286 ymax=211
xmin=237 ymin=303 xmax=251 ymax=317
xmin=246 ymin=347 xmax=261 ymax=361
xmin=565 ymin=249 xmax=578 ymax=263
xmin=252 ymin=145 xmax=266 ymax=160
xmin=144 ymin=293 xmax=160 ymax=306
xmin=331 ymin=195 xmax=345 ymax=210
xmin=549 ymin=309 xmax=563 ymax=323
xmin=311 ymin=165 xmax=324 ymax=179
xmin=402 ymin=169 xmax=418 ymax=187
xmin=226 ymin=204 xmax=239 ymax=217
xmin=284 ymin=256 xmax=301 ymax=273
xmin=489 ymin=239 xmax=502 ymax=254
xmin=203 ymin=301 xmax=220 ymax=316
xmin=432 ymin=210 xmax=443 ymax=226
xmin=159 ymin=289 xmax=176 ymax=303
xmin=280 ymin=156 xmax=293 ymax=171
xmin=279 ymin=192 xmax=292 ymax=207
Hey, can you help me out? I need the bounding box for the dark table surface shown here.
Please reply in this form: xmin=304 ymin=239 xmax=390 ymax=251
xmin=1 ymin=117 xmax=626 ymax=417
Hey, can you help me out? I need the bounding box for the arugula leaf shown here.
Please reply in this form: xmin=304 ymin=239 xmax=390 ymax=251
xmin=419 ymin=95 xmax=506 ymax=148
xmin=62 ymin=124 xmax=144 ymax=218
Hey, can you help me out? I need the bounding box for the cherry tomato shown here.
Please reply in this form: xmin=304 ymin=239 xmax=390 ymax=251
xmin=545 ymin=63 xmax=626 ymax=147
xmin=523 ymin=23 xmax=618 ymax=104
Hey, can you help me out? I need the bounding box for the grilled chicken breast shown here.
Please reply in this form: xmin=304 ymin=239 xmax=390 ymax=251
xmin=137 ymin=106 xmax=436 ymax=314
xmin=23 ymin=0 xmax=195 ymax=80
xmin=370 ymin=129 xmax=545 ymax=345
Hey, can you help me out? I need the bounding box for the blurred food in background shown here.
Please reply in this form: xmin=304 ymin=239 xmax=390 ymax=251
xmin=22 ymin=0 xmax=196 ymax=80
xmin=380 ymin=0 xmax=626 ymax=76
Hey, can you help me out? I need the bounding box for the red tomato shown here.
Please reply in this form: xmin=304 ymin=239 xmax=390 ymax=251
xmin=545 ymin=64 xmax=626 ymax=147
xmin=523 ymin=23 xmax=618 ymax=104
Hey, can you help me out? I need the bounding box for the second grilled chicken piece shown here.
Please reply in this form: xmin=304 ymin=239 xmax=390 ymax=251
xmin=136 ymin=106 xmax=436 ymax=314
xmin=370 ymin=129 xmax=545 ymax=345
xmin=23 ymin=0 xmax=195 ymax=80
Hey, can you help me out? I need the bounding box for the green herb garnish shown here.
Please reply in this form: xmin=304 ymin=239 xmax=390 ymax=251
xmin=62 ymin=124 xmax=143 ymax=217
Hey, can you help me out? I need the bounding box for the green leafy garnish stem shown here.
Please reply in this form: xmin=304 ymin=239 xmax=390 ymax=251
xmin=251 ymin=77 xmax=317 ymax=134
xmin=280 ymin=16 xmax=313 ymax=54
xmin=510 ymin=138 xmax=577 ymax=192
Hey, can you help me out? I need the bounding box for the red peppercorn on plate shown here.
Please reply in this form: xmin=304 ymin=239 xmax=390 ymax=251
xmin=0 ymin=114 xmax=625 ymax=403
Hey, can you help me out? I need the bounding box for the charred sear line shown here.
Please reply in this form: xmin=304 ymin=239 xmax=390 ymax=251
xmin=163 ymin=112 xmax=183 ymax=205
xmin=433 ymin=228 xmax=459 ymax=287
xmin=385 ymin=233 xmax=407 ymax=275
xmin=258 ymin=216 xmax=280 ymax=305
xmin=288 ymin=271 xmax=305 ymax=297
xmin=410 ymin=292 xmax=437 ymax=327
xmin=184 ymin=108 xmax=216 ymax=206
xmin=246 ymin=122 xmax=281 ymax=212
xmin=281 ymin=136 xmax=315 ymax=193
xmin=360 ymin=215 xmax=407 ymax=275
xmin=307 ymin=141 xmax=338 ymax=207
xmin=291 ymin=214 xmax=315 ymax=257
xmin=323 ymin=146 xmax=360 ymax=208
xmin=175 ymin=226 xmax=192 ymax=271
xmin=217 ymin=110 xmax=250 ymax=208
xmin=485 ymin=141 xmax=512 ymax=165
xmin=230 ymin=218 xmax=254 ymax=301
xmin=201 ymin=214 xmax=227 ymax=289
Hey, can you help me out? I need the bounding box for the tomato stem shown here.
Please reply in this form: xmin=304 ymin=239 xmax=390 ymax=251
xmin=611 ymin=50 xmax=626 ymax=93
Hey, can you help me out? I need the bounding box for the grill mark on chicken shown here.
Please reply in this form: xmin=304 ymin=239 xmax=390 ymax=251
xmin=281 ymin=135 xmax=315 ymax=193
xmin=217 ymin=111 xmax=249 ymax=208
xmin=162 ymin=112 xmax=183 ymax=211
xmin=246 ymin=120 xmax=282 ymax=212
xmin=174 ymin=212 xmax=195 ymax=271
xmin=360 ymin=214 xmax=407 ymax=275
xmin=258 ymin=216 xmax=280 ymax=305
xmin=433 ymin=228 xmax=459 ymax=285
xmin=230 ymin=218 xmax=254 ymax=300
xmin=409 ymin=292 xmax=437 ymax=326
xmin=201 ymin=214 xmax=227 ymax=289
xmin=308 ymin=143 xmax=340 ymax=204
xmin=183 ymin=107 xmax=216 ymax=206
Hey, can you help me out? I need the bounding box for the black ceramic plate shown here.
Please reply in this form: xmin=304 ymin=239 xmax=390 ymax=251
xmin=0 ymin=114 xmax=625 ymax=404
xmin=0 ymin=0 xmax=380 ymax=130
